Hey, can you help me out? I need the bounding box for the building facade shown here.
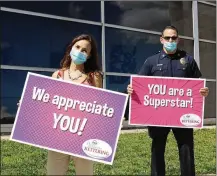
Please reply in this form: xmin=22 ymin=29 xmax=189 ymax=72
xmin=1 ymin=1 xmax=216 ymax=132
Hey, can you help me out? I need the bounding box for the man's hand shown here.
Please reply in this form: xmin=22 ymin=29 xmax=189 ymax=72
xmin=127 ymin=84 xmax=133 ymax=95
xmin=199 ymin=87 xmax=209 ymax=97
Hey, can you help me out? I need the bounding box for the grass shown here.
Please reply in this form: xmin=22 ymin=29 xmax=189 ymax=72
xmin=1 ymin=128 xmax=216 ymax=175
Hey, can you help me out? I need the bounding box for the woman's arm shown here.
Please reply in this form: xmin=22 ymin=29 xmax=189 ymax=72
xmin=92 ymin=71 xmax=103 ymax=88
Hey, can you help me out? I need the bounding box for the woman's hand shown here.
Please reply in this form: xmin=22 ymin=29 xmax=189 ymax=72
xmin=17 ymin=100 xmax=20 ymax=107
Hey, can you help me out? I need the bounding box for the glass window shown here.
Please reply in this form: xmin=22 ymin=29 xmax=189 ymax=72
xmin=105 ymin=1 xmax=193 ymax=37
xmin=1 ymin=11 xmax=102 ymax=68
xmin=0 ymin=1 xmax=101 ymax=22
xmin=106 ymin=75 xmax=130 ymax=93
xmin=207 ymin=1 xmax=216 ymax=4
xmin=1 ymin=69 xmax=53 ymax=124
xmin=105 ymin=28 xmax=193 ymax=74
xmin=106 ymin=75 xmax=130 ymax=120
xmin=199 ymin=42 xmax=216 ymax=79
xmin=204 ymin=81 xmax=216 ymax=119
xmin=198 ymin=3 xmax=216 ymax=40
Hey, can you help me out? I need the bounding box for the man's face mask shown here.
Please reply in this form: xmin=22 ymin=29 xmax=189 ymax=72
xmin=70 ymin=48 xmax=87 ymax=65
xmin=163 ymin=42 xmax=177 ymax=52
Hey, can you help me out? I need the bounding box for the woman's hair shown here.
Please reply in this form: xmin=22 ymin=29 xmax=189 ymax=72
xmin=60 ymin=34 xmax=101 ymax=73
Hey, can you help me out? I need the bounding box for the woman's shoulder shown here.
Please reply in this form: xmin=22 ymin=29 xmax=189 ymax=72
xmin=52 ymin=70 xmax=59 ymax=78
xmin=52 ymin=69 xmax=65 ymax=78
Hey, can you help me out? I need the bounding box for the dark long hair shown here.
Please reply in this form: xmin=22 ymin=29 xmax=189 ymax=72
xmin=60 ymin=34 xmax=101 ymax=73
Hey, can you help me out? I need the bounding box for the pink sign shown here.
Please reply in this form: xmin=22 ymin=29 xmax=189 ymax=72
xmin=10 ymin=72 xmax=128 ymax=165
xmin=129 ymin=76 xmax=206 ymax=128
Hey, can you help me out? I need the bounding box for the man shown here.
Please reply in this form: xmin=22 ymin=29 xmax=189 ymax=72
xmin=127 ymin=26 xmax=209 ymax=176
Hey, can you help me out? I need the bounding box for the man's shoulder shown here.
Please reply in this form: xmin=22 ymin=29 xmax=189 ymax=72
xmin=177 ymin=49 xmax=192 ymax=57
xmin=178 ymin=49 xmax=194 ymax=62
xmin=146 ymin=51 xmax=161 ymax=62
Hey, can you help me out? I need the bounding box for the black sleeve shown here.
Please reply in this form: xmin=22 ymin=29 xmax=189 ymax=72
xmin=189 ymin=56 xmax=202 ymax=78
xmin=138 ymin=58 xmax=152 ymax=76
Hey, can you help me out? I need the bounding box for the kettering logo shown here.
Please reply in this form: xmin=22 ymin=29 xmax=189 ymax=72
xmin=180 ymin=114 xmax=201 ymax=127
xmin=82 ymin=139 xmax=112 ymax=159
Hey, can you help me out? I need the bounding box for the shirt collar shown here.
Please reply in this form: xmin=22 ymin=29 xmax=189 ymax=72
xmin=159 ymin=49 xmax=181 ymax=60
xmin=159 ymin=50 xmax=167 ymax=60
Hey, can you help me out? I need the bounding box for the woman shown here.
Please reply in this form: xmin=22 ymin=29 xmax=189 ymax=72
xmin=47 ymin=34 xmax=102 ymax=175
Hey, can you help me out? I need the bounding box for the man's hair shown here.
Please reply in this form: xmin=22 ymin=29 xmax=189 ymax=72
xmin=162 ymin=26 xmax=179 ymax=36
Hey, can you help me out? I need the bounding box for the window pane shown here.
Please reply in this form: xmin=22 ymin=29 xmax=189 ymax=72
xmin=1 ymin=11 xmax=102 ymax=68
xmin=105 ymin=27 xmax=193 ymax=74
xmin=105 ymin=1 xmax=193 ymax=37
xmin=199 ymin=42 xmax=216 ymax=79
xmin=1 ymin=69 xmax=53 ymax=124
xmin=204 ymin=81 xmax=216 ymax=119
xmin=106 ymin=75 xmax=130 ymax=93
xmin=0 ymin=1 xmax=100 ymax=22
xmin=198 ymin=3 xmax=216 ymax=40
xmin=207 ymin=1 xmax=216 ymax=4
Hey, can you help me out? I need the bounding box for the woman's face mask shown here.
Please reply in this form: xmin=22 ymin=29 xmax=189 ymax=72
xmin=70 ymin=39 xmax=91 ymax=65
xmin=70 ymin=48 xmax=87 ymax=65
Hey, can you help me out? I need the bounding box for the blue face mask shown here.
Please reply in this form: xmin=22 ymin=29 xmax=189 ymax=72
xmin=70 ymin=48 xmax=87 ymax=65
xmin=164 ymin=42 xmax=177 ymax=52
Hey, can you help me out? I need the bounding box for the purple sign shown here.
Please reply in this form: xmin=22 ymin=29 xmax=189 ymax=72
xmin=10 ymin=72 xmax=128 ymax=165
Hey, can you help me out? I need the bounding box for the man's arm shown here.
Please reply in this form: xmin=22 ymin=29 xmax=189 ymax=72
xmin=188 ymin=56 xmax=209 ymax=97
xmin=189 ymin=56 xmax=202 ymax=78
xmin=127 ymin=57 xmax=152 ymax=95
xmin=138 ymin=58 xmax=152 ymax=76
